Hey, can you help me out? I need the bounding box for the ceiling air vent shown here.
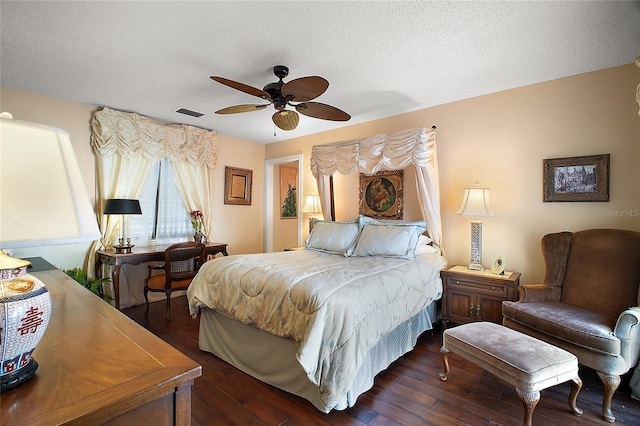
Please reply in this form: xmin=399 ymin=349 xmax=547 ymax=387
xmin=175 ymin=108 xmax=204 ymax=118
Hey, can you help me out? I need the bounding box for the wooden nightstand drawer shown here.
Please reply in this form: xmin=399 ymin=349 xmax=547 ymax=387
xmin=441 ymin=266 xmax=521 ymax=327
xmin=446 ymin=277 xmax=508 ymax=296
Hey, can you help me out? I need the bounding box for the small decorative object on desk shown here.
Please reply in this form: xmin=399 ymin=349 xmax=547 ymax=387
xmin=0 ymin=250 xmax=52 ymax=392
xmin=190 ymin=210 xmax=206 ymax=242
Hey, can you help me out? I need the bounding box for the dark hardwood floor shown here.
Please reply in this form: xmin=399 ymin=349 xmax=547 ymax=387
xmin=122 ymin=297 xmax=640 ymax=425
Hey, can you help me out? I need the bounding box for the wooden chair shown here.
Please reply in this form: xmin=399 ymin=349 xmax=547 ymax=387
xmin=144 ymin=242 xmax=206 ymax=320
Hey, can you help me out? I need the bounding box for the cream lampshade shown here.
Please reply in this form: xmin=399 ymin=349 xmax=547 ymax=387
xmin=456 ymin=188 xmax=495 ymax=271
xmin=301 ymin=195 xmax=323 ymax=233
xmin=0 ymin=114 xmax=101 ymax=247
xmin=0 ymin=113 xmax=100 ymax=392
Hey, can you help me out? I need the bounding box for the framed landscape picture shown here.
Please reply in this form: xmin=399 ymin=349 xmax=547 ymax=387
xmin=359 ymin=170 xmax=403 ymax=219
xmin=543 ymin=154 xmax=610 ymax=202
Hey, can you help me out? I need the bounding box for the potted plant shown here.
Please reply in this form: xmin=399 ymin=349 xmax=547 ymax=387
xmin=63 ymin=268 xmax=112 ymax=302
xmin=190 ymin=210 xmax=206 ymax=242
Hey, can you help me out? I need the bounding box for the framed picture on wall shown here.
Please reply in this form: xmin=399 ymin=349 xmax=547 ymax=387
xmin=543 ymin=154 xmax=610 ymax=202
xmin=359 ymin=170 xmax=403 ymax=219
xmin=224 ymin=166 xmax=253 ymax=205
xmin=280 ymin=164 xmax=297 ymax=219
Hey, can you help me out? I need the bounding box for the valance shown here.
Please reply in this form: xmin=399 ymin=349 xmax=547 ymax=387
xmin=90 ymin=107 xmax=217 ymax=168
xmin=311 ymin=127 xmax=435 ymax=178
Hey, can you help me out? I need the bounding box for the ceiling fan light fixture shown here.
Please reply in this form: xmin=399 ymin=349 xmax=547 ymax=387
xmin=210 ymin=65 xmax=350 ymax=131
xmin=272 ymin=110 xmax=299 ymax=131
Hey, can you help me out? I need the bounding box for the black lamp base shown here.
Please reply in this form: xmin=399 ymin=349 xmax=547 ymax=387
xmin=1 ymin=358 xmax=38 ymax=393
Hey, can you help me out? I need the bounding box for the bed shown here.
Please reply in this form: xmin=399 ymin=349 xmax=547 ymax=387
xmin=187 ymin=216 xmax=446 ymax=412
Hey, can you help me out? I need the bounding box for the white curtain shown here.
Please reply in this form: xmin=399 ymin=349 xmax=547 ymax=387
xmin=85 ymin=107 xmax=217 ymax=278
xmin=310 ymin=127 xmax=444 ymax=255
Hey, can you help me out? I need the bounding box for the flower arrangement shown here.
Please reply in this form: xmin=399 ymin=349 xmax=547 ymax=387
xmin=190 ymin=210 xmax=205 ymax=235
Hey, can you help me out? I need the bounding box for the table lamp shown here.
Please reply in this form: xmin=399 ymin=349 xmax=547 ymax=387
xmin=302 ymin=194 xmax=322 ymax=233
xmin=0 ymin=113 xmax=100 ymax=391
xmin=103 ymin=198 xmax=142 ymax=253
xmin=456 ymin=188 xmax=495 ymax=271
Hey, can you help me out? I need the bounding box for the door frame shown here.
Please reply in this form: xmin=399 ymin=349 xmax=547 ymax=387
xmin=264 ymin=154 xmax=303 ymax=252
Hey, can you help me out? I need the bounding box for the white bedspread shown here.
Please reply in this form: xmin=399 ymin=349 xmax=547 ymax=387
xmin=187 ymin=249 xmax=445 ymax=410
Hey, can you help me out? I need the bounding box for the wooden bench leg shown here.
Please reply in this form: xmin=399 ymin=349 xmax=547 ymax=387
xmin=569 ymin=376 xmax=583 ymax=416
xmin=516 ymin=388 xmax=540 ymax=426
xmin=439 ymin=347 xmax=450 ymax=381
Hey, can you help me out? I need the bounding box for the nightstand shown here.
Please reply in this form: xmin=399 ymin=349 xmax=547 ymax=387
xmin=440 ymin=265 xmax=521 ymax=327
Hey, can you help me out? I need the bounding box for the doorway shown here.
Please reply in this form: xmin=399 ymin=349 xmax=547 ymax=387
xmin=264 ymin=154 xmax=303 ymax=252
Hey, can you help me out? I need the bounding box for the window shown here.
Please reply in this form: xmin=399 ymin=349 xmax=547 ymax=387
xmin=130 ymin=158 xmax=191 ymax=242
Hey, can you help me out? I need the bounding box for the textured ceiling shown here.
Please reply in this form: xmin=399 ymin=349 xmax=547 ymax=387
xmin=2 ymin=1 xmax=639 ymax=144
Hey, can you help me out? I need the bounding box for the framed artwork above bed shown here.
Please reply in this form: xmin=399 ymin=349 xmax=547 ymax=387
xmin=359 ymin=170 xmax=403 ymax=219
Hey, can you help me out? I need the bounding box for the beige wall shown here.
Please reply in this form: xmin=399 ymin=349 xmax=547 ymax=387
xmin=266 ymin=64 xmax=640 ymax=284
xmin=0 ymin=87 xmax=265 ymax=275
xmin=213 ymin=135 xmax=265 ymax=255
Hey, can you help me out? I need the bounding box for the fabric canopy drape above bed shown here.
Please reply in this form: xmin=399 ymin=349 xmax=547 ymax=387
xmin=310 ymin=126 xmax=444 ymax=255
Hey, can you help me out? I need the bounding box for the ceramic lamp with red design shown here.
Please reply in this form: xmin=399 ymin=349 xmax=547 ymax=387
xmin=0 ymin=251 xmax=52 ymax=392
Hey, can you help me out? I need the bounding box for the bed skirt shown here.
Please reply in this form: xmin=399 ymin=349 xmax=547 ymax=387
xmin=198 ymin=300 xmax=440 ymax=412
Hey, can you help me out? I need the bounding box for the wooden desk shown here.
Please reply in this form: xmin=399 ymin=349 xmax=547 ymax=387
xmin=96 ymin=241 xmax=228 ymax=309
xmin=1 ymin=269 xmax=201 ymax=425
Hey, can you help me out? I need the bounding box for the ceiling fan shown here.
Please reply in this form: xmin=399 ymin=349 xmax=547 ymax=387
xmin=210 ymin=65 xmax=351 ymax=131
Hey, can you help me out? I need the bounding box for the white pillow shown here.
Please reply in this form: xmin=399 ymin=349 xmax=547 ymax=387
xmin=417 ymin=234 xmax=432 ymax=246
xmin=352 ymin=221 xmax=427 ymax=259
xmin=416 ymin=244 xmax=437 ymax=255
xmin=305 ymin=219 xmax=361 ymax=256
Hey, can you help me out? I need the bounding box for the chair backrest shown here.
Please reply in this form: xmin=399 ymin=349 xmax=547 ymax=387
xmin=552 ymin=229 xmax=640 ymax=320
xmin=163 ymin=242 xmax=206 ymax=286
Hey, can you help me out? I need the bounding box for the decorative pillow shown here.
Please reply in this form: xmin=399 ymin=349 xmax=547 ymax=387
xmin=352 ymin=219 xmax=427 ymax=259
xmin=358 ymin=215 xmax=428 ymax=231
xmin=305 ymin=219 xmax=361 ymax=256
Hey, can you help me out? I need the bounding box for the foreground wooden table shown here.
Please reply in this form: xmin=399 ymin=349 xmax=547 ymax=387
xmin=1 ymin=268 xmax=201 ymax=425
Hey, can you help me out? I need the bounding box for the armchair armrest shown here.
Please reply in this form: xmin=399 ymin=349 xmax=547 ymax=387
xmin=615 ymin=307 xmax=640 ymax=365
xmin=517 ymin=284 xmax=562 ymax=303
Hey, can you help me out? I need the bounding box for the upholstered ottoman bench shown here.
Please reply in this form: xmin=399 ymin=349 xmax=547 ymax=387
xmin=440 ymin=322 xmax=582 ymax=426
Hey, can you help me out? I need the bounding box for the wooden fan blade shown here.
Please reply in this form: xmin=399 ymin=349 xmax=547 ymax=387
xmin=295 ymin=102 xmax=351 ymax=121
xmin=272 ymin=110 xmax=299 ymax=131
xmin=281 ymin=76 xmax=328 ymax=102
xmin=215 ymin=104 xmax=269 ymax=114
xmin=210 ymin=76 xmax=271 ymax=100
xmin=216 ymin=104 xmax=270 ymax=114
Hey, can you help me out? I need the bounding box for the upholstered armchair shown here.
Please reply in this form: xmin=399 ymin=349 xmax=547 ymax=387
xmin=503 ymin=229 xmax=640 ymax=423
